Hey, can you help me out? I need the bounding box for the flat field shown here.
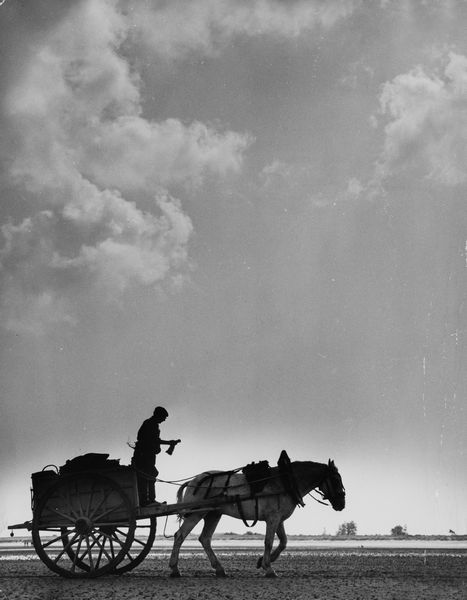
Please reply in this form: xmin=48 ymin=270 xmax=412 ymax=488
xmin=0 ymin=548 xmax=466 ymax=600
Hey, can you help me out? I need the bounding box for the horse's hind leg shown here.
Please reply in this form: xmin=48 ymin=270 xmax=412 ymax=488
xmin=169 ymin=513 xmax=203 ymax=577
xmin=257 ymin=521 xmax=287 ymax=569
xmin=199 ymin=512 xmax=226 ymax=577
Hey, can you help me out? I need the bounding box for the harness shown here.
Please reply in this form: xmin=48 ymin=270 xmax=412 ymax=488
xmin=237 ymin=460 xmax=272 ymax=527
xmin=277 ymin=450 xmax=305 ymax=507
xmin=191 ymin=464 xmax=271 ymax=527
xmin=190 ymin=453 xmax=305 ymax=527
xmin=235 ymin=495 xmax=260 ymax=528
xmin=192 ymin=469 xmax=240 ymax=498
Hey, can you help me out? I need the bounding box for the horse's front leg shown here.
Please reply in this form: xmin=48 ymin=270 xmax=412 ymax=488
xmin=169 ymin=513 xmax=203 ymax=577
xmin=261 ymin=517 xmax=281 ymax=578
xmin=257 ymin=520 xmax=287 ymax=570
xmin=199 ymin=512 xmax=226 ymax=577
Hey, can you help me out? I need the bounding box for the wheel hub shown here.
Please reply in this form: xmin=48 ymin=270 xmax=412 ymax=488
xmin=75 ymin=517 xmax=93 ymax=535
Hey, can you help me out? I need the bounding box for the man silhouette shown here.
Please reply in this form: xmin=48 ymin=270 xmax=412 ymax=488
xmin=132 ymin=406 xmax=180 ymax=506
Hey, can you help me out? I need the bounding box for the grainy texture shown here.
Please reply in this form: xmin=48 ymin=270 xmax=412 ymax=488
xmin=0 ymin=550 xmax=465 ymax=600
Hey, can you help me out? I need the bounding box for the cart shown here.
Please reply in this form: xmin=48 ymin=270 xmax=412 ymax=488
xmin=8 ymin=456 xmax=249 ymax=578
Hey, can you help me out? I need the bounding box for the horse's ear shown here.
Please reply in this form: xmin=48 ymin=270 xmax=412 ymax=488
xmin=328 ymin=459 xmax=334 ymax=467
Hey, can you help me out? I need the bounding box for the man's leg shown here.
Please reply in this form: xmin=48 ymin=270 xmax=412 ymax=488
xmin=147 ymin=475 xmax=155 ymax=503
xmin=132 ymin=453 xmax=152 ymax=506
xmin=147 ymin=462 xmax=158 ymax=503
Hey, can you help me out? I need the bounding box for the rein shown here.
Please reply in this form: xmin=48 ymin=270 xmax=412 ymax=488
xmin=307 ymin=490 xmax=329 ymax=506
xmin=157 ymin=464 xmax=247 ymax=488
xmin=187 ymin=471 xmax=283 ymax=496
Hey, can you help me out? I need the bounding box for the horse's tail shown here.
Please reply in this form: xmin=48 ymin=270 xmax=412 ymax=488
xmin=176 ymin=481 xmax=191 ymax=522
xmin=177 ymin=481 xmax=190 ymax=504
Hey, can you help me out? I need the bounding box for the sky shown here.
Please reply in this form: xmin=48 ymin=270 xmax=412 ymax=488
xmin=1 ymin=0 xmax=467 ymax=538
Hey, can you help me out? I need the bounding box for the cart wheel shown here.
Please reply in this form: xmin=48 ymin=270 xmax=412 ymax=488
xmin=110 ymin=516 xmax=157 ymax=574
xmin=32 ymin=473 xmax=135 ymax=578
xmin=60 ymin=517 xmax=157 ymax=575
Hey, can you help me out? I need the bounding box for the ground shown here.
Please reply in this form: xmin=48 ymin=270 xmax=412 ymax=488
xmin=0 ymin=549 xmax=465 ymax=600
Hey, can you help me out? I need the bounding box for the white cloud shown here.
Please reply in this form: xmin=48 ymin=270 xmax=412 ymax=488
xmin=376 ymin=52 xmax=467 ymax=186
xmin=130 ymin=0 xmax=359 ymax=58
xmin=0 ymin=0 xmax=357 ymax=334
xmin=0 ymin=0 xmax=250 ymax=333
xmin=75 ymin=117 xmax=251 ymax=191
xmin=0 ymin=186 xmax=193 ymax=333
xmin=4 ymin=0 xmax=250 ymax=193
xmin=57 ymin=192 xmax=193 ymax=295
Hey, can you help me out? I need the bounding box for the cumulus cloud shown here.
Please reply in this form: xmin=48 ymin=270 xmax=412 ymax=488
xmin=0 ymin=0 xmax=357 ymax=334
xmin=0 ymin=183 xmax=194 ymax=334
xmin=129 ymin=0 xmax=358 ymax=58
xmin=0 ymin=0 xmax=250 ymax=333
xmin=75 ymin=118 xmax=250 ymax=191
xmin=58 ymin=191 xmax=193 ymax=293
xmin=4 ymin=0 xmax=250 ymax=192
xmin=376 ymin=52 xmax=467 ymax=187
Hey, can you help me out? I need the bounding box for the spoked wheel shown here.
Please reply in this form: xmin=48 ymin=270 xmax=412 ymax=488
xmin=32 ymin=473 xmax=136 ymax=578
xmin=110 ymin=516 xmax=157 ymax=574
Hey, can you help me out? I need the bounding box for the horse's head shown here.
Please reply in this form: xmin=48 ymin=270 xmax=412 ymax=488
xmin=318 ymin=460 xmax=345 ymax=511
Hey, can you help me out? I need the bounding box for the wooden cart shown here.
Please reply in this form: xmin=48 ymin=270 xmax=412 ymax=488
xmin=8 ymin=461 xmax=245 ymax=578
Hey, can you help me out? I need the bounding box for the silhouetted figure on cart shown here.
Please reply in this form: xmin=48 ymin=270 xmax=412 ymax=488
xmin=131 ymin=406 xmax=180 ymax=506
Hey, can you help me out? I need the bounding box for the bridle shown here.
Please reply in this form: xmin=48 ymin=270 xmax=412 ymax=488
xmin=307 ymin=489 xmax=329 ymax=506
xmin=308 ymin=465 xmax=345 ymax=508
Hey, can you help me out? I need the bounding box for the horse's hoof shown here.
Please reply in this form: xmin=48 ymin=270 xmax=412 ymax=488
xmin=265 ymin=570 xmax=278 ymax=578
xmin=216 ymin=570 xmax=227 ymax=578
xmin=256 ymin=556 xmax=263 ymax=569
xmin=169 ymin=571 xmax=181 ymax=578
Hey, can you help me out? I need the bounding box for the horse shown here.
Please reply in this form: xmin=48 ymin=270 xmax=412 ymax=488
xmin=168 ymin=456 xmax=345 ymax=578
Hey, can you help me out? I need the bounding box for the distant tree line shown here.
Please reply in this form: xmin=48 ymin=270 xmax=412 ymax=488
xmin=390 ymin=524 xmax=408 ymax=537
xmin=335 ymin=522 xmax=410 ymax=537
xmin=336 ymin=521 xmax=357 ymax=536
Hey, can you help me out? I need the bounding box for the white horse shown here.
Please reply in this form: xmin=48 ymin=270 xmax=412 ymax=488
xmin=168 ymin=456 xmax=345 ymax=578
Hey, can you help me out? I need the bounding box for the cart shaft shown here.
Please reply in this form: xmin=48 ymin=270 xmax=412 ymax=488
xmin=137 ymin=491 xmax=275 ymax=519
xmin=8 ymin=521 xmax=32 ymax=531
